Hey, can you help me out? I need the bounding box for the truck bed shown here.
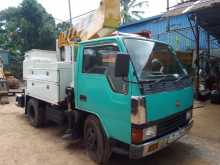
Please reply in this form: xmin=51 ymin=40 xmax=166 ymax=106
xmin=24 ymin=50 xmax=73 ymax=105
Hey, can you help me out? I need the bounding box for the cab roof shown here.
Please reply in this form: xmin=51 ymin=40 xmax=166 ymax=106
xmin=80 ymin=33 xmax=167 ymax=45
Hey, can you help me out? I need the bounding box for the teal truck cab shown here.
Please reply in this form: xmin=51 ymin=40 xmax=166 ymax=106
xmin=18 ymin=34 xmax=193 ymax=163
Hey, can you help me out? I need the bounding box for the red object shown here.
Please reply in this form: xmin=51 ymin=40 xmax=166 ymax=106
xmin=135 ymin=31 xmax=151 ymax=38
xmin=132 ymin=127 xmax=143 ymax=144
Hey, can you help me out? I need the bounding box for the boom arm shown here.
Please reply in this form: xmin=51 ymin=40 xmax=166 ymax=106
xmin=58 ymin=0 xmax=120 ymax=47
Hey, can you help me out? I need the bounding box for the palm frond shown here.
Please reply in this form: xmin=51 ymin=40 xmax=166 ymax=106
xmin=121 ymin=0 xmax=149 ymax=23
xmin=131 ymin=1 xmax=148 ymax=8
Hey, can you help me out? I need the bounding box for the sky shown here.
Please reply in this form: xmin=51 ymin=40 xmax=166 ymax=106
xmin=0 ymin=0 xmax=179 ymax=23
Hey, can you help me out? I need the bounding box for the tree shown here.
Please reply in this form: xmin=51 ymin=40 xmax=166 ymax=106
xmin=0 ymin=0 xmax=57 ymax=77
xmin=56 ymin=22 xmax=71 ymax=35
xmin=0 ymin=0 xmax=57 ymax=52
xmin=121 ymin=0 xmax=149 ymax=23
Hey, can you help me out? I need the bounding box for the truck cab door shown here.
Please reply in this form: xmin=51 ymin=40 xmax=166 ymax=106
xmin=76 ymin=41 xmax=131 ymax=144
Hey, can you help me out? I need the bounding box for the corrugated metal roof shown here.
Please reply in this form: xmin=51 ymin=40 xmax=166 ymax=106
xmin=164 ymin=1 xmax=196 ymax=17
xmin=119 ymin=0 xmax=220 ymax=52
xmin=120 ymin=14 xmax=163 ymax=28
xmin=164 ymin=0 xmax=220 ymax=17
xmin=195 ymin=4 xmax=220 ymax=42
xmin=161 ymin=0 xmax=220 ymax=42
xmin=119 ymin=14 xmax=220 ymax=52
xmin=185 ymin=0 xmax=220 ymax=13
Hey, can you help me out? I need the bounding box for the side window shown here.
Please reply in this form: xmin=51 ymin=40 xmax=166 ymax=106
xmin=82 ymin=44 xmax=128 ymax=94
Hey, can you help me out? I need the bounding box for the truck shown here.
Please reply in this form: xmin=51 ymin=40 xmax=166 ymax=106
xmin=16 ymin=0 xmax=193 ymax=164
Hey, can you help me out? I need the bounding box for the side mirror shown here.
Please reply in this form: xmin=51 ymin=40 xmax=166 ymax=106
xmin=115 ymin=54 xmax=130 ymax=77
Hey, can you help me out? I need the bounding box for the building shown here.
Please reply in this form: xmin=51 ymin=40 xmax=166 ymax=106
xmin=119 ymin=0 xmax=220 ymax=74
xmin=119 ymin=14 xmax=219 ymax=53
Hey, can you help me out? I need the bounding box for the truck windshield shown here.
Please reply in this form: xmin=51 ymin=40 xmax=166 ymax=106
xmin=124 ymin=38 xmax=185 ymax=82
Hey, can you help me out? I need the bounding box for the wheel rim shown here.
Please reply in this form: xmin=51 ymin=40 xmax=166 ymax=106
xmin=86 ymin=126 xmax=97 ymax=152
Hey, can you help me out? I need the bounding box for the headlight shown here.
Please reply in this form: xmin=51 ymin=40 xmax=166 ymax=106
xmin=186 ymin=110 xmax=192 ymax=121
xmin=143 ymin=125 xmax=157 ymax=141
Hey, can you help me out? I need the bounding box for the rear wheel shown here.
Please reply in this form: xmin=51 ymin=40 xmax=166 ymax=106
xmin=84 ymin=116 xmax=112 ymax=164
xmin=27 ymin=99 xmax=45 ymax=127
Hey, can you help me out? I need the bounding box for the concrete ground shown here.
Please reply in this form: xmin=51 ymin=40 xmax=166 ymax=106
xmin=0 ymin=97 xmax=220 ymax=165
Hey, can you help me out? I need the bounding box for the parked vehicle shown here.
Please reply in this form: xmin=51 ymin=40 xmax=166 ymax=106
xmin=17 ymin=34 xmax=193 ymax=163
xmin=16 ymin=0 xmax=193 ymax=163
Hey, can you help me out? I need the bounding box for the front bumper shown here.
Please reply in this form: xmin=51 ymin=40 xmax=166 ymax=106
xmin=129 ymin=120 xmax=193 ymax=159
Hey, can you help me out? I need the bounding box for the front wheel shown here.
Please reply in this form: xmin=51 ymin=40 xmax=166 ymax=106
xmin=84 ymin=116 xmax=112 ymax=164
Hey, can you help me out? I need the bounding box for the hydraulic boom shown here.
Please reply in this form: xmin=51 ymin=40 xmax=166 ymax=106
xmin=58 ymin=0 xmax=120 ymax=47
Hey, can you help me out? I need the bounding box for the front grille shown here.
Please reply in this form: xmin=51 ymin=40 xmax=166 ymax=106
xmin=157 ymin=111 xmax=187 ymax=137
xmin=142 ymin=79 xmax=192 ymax=94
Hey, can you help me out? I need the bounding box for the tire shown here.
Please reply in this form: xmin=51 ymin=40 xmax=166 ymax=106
xmin=84 ymin=116 xmax=112 ymax=164
xmin=27 ymin=99 xmax=45 ymax=128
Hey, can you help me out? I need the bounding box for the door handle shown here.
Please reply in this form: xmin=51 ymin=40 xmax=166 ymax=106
xmin=80 ymin=95 xmax=87 ymax=102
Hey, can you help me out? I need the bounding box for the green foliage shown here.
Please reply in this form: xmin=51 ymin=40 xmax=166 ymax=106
xmin=56 ymin=22 xmax=71 ymax=34
xmin=0 ymin=2 xmax=52 ymax=51
xmin=0 ymin=0 xmax=57 ymax=78
xmin=121 ymin=0 xmax=148 ymax=23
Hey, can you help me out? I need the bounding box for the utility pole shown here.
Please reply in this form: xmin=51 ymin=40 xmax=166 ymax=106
xmin=166 ymin=0 xmax=170 ymax=32
xmin=68 ymin=0 xmax=73 ymax=62
xmin=195 ymin=15 xmax=200 ymax=95
xmin=167 ymin=0 xmax=169 ymax=11
xmin=68 ymin=0 xmax=73 ymax=27
xmin=207 ymin=32 xmax=210 ymax=59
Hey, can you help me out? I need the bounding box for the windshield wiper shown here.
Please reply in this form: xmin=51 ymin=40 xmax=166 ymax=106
xmin=139 ymin=79 xmax=156 ymax=85
xmin=141 ymin=74 xmax=177 ymax=86
xmin=149 ymin=72 xmax=164 ymax=76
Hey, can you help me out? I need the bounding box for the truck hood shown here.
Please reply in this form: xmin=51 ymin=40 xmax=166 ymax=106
xmin=145 ymin=87 xmax=193 ymax=122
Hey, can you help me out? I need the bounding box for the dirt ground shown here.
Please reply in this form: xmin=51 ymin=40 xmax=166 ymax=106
xmin=0 ymin=97 xmax=220 ymax=165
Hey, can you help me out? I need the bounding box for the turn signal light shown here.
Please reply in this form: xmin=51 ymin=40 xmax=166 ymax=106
xmin=132 ymin=127 xmax=143 ymax=144
xmin=132 ymin=125 xmax=158 ymax=144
